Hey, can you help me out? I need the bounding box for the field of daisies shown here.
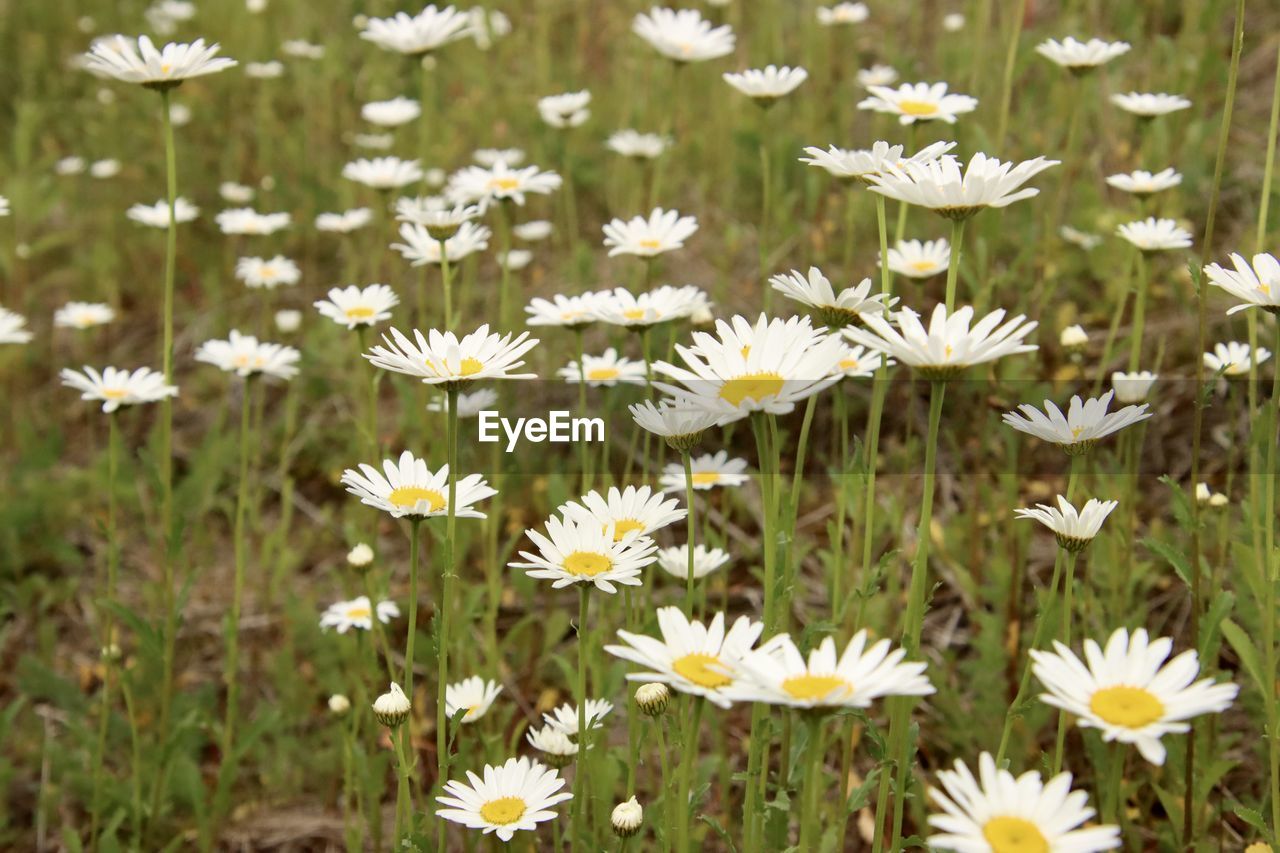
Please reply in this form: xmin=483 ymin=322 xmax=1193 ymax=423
xmin=3 ymin=0 xmax=1280 ymax=850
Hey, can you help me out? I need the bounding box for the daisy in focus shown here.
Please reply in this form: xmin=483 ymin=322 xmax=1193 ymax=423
xmin=341 ymin=450 xmax=496 ymax=519
xmin=557 ymin=349 xmax=647 ymax=386
xmin=509 ymin=514 xmax=658 ymax=594
xmin=867 ymin=153 xmax=1059 ymax=220
xmin=632 ymin=7 xmax=735 ymax=63
xmin=799 ymin=140 xmax=956 ymax=184
xmin=1204 ymin=252 xmax=1280 ymax=314
xmin=768 ymin=267 xmax=897 ymax=327
xmin=319 ymin=596 xmax=400 ymax=633
xmin=446 ymin=162 xmax=562 ymax=212
xmin=314 ymin=284 xmax=399 ymax=329
xmin=628 ymin=399 xmax=722 ymax=450
xmin=60 ymin=366 xmax=178 ymax=412
xmin=444 ymin=676 xmax=503 ymax=724
xmin=435 ymin=756 xmax=573 ymax=842
xmin=1015 ymin=496 xmax=1119 ymax=552
xmin=602 ymin=207 xmax=698 ymax=258
xmin=83 ymin=35 xmax=237 ymax=87
xmin=364 ymin=325 xmax=539 ymax=385
xmin=883 ymin=238 xmax=950 ymax=279
xmin=659 ymin=450 xmax=749 ymax=493
xmin=843 ymin=304 xmax=1038 ymax=380
xmin=195 ymin=330 xmax=300 ymax=379
xmin=558 ymin=485 xmax=687 ymax=541
xmin=592 ymin=285 xmax=705 ymax=328
xmin=1001 ymin=390 xmax=1151 ymax=454
xmin=858 ymin=82 xmax=977 ymax=124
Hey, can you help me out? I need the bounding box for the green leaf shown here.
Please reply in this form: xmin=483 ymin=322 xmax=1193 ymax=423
xmin=1141 ymin=536 xmax=1190 ymax=586
xmin=1220 ymin=618 xmax=1265 ymax=693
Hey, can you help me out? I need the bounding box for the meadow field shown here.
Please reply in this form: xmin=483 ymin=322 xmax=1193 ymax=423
xmin=2 ymin=0 xmax=1279 ymax=850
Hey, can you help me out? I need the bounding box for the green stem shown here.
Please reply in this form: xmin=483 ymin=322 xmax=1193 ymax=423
xmin=943 ymin=217 xmax=967 ymax=312
xmin=439 ymin=240 xmax=453 ymax=327
xmin=682 ymin=450 xmax=696 ymax=615
xmin=1103 ymin=742 xmax=1125 ymax=825
xmin=405 ymin=519 xmax=422 ymax=700
xmin=759 ymin=136 xmax=772 ymax=314
xmin=994 ymin=0 xmax=1028 ymax=150
xmin=1052 ymin=550 xmax=1080 ymax=774
xmin=1127 ymin=251 xmax=1148 ymax=372
xmin=577 ymin=327 xmax=591 ymax=491
xmin=675 ymin=697 xmax=705 ymax=853
xmin=89 ymin=413 xmax=120 ymax=851
xmin=436 ymin=383 xmax=460 ymax=849
xmin=654 ymin=717 xmax=673 ymax=853
xmin=797 ymin=715 xmax=825 ymax=850
xmin=574 ymin=585 xmax=591 ymax=847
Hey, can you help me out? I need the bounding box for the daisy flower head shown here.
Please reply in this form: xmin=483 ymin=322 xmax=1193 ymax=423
xmin=83 ymin=35 xmax=236 ymax=88
xmin=0 ymin=196 xmax=9 ymax=217
xmin=316 ymin=207 xmax=373 ymax=233
xmin=1204 ymin=252 xmax=1280 ymax=314
xmin=1060 ymin=324 xmax=1089 ymax=350
xmin=1111 ymin=370 xmax=1157 ymax=404
xmin=216 ymin=207 xmax=291 ymax=235
xmin=655 ymin=544 xmax=730 ymax=581
xmin=361 ymin=96 xmax=421 ymax=127
xmin=727 ymin=630 xmax=934 ymax=709
xmin=654 ymin=313 xmax=847 ymax=423
xmin=538 ymin=90 xmax=591 ymax=128
xmin=195 ymin=330 xmax=300 ymax=379
xmin=446 ymin=162 xmax=562 ymax=213
xmin=392 ymin=220 xmax=491 ymax=265
xmin=628 ymin=399 xmax=722 ymax=450
xmin=314 ymin=284 xmax=399 ymax=329
xmin=867 ymin=152 xmax=1059 ymax=220
xmin=633 ymin=7 xmax=735 ymax=63
xmin=444 ymin=676 xmax=503 ymax=724
xmin=360 ymin=5 xmax=472 ymax=56
xmin=927 ymin=752 xmax=1120 ymax=853
xmin=1204 ymin=341 xmax=1271 ymax=376
xmin=1111 ymin=91 xmax=1191 ymax=117
xmin=343 ymin=156 xmax=424 ymax=191
xmin=426 ymin=387 xmax=500 ymax=418
xmin=53 ymin=302 xmax=115 ymax=330
xmin=499 ymin=250 xmax=533 ymax=271
xmin=319 ymin=596 xmax=400 ymax=633
xmin=559 ymin=485 xmax=687 ymax=541
xmin=557 ymin=348 xmax=648 ymax=387
xmin=1105 ymin=168 xmax=1181 ymax=196
xmin=1196 ymin=483 xmax=1229 ymax=508
xmin=605 ymin=608 xmax=766 ymax=708
xmin=514 ymin=220 xmax=553 ymax=242
xmin=723 ymin=65 xmax=808 ymax=103
xmin=397 ymin=201 xmax=479 ymax=239
xmin=342 ymin=450 xmax=496 ymax=519
xmin=612 ymin=797 xmax=644 ymax=838
xmin=1061 ymin=226 xmax=1103 ymax=251
xmin=1001 ymin=390 xmax=1150 ymax=455
xmin=1015 ymin=496 xmax=1118 ymax=553
xmin=474 ymin=147 xmax=525 ymax=168
xmin=858 ymin=81 xmax=977 ymax=125
xmin=127 ymin=197 xmax=198 ymax=227
xmin=603 ymin=207 xmax=698 ymax=258
xmin=244 ymin=61 xmax=283 ymax=79
xmin=844 ymin=303 xmax=1038 ymax=380
xmin=56 ymin=156 xmax=86 ymax=176
xmin=592 ymin=285 xmax=704 ymax=328
xmin=856 ymin=64 xmax=898 ymax=88
xmin=90 ymin=159 xmax=121 ymax=179
xmin=800 ymin=140 xmax=956 ymax=184
xmin=817 ymin=3 xmax=869 ymax=26
xmin=511 ymin=514 xmax=657 ymax=594
xmin=235 ymin=255 xmax=300 ymax=290
xmin=1031 ymin=627 xmax=1238 ymax=765
xmin=436 ymin=756 xmax=573 ymax=842
xmin=1035 ymin=37 xmax=1131 ymax=72
xmin=1117 ymin=217 xmax=1192 ymax=252
xmin=525 ymin=725 xmax=579 ymax=766
xmin=884 ymin=238 xmax=950 ymax=279
xmin=660 ymin=449 xmax=749 ymax=493
xmin=372 ymin=682 xmax=411 ymax=727
xmin=831 ymin=343 xmax=891 ymax=379
xmin=524 ymin=292 xmax=606 ymax=329
xmin=768 ymin=267 xmax=896 ymax=327
xmin=365 ymin=325 xmax=538 ymax=386
xmin=60 ymin=366 xmax=177 ymax=412
xmin=607 ymin=129 xmax=671 ymax=160
xmin=0 ymin=308 xmax=33 ymax=344
xmin=543 ymin=699 xmax=614 ymax=737
xmin=282 ymin=39 xmax=325 ymax=60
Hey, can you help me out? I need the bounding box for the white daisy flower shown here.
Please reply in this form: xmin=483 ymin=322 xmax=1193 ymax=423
xmin=1031 ymin=628 xmax=1238 ymax=765
xmin=127 ymin=197 xmax=199 ymax=227
xmin=514 ymin=220 xmax=553 ymax=242
xmin=603 ymin=207 xmax=698 ymax=258
xmin=397 ymin=201 xmax=480 ymax=238
xmin=60 ymin=365 xmax=177 ymax=412
xmin=734 ymin=632 xmax=932 ymax=710
xmin=364 ymin=325 xmax=539 ymax=386
xmin=1117 ymin=217 xmax=1192 ymax=252
xmin=319 ymin=596 xmax=400 ymax=633
xmin=817 ymin=3 xmax=869 ymax=26
xmin=1015 ymin=496 xmax=1119 ymax=552
xmin=244 ymin=60 xmax=283 ymax=79
xmin=1105 ymin=168 xmax=1181 ymax=195
xmin=235 ymin=255 xmax=301 ymax=290
xmin=867 ymin=152 xmax=1059 ymax=220
xmin=343 ymin=156 xmax=424 ymax=191
xmin=469 ymin=7 xmax=512 ymax=50
xmin=628 ymin=399 xmax=722 ymax=450
xmin=474 ymin=147 xmax=525 ymax=168
xmin=800 ymin=140 xmax=956 ymax=184
xmin=524 ymin=292 xmax=606 ymax=328
xmin=607 ymin=130 xmax=670 ymax=159
xmin=56 ymin=156 xmax=86 ymax=176
xmin=392 ymin=220 xmax=491 ymax=265
xmin=1111 ymin=91 xmax=1191 ymax=117
xmin=927 ymin=752 xmax=1121 ymax=853
xmin=0 ymin=196 xmax=9 ymax=217
xmin=0 ymin=308 xmax=33 ymax=344
xmin=341 ymin=450 xmax=496 ymax=519
xmin=360 ymin=6 xmax=472 ymax=56
xmin=612 ymin=797 xmax=644 ymax=837
xmin=219 ymin=182 xmax=255 ymax=203
xmin=314 ymin=284 xmax=399 ymax=329
xmin=1001 ymin=390 xmax=1151 ymax=454
xmin=215 ymin=208 xmax=290 ymax=235
xmin=655 ymin=544 xmax=730 ymax=580
xmin=281 ymin=39 xmax=325 ymax=60
xmin=1060 ymin=324 xmax=1089 ymax=349
xmin=274 ymin=310 xmax=301 ymax=334
xmin=509 ymin=515 xmax=658 ymax=594
xmin=498 ymin=250 xmax=533 ymax=271
xmin=435 ymin=756 xmax=573 ymax=842
xmin=525 ymin=725 xmax=579 ymax=764
xmin=1111 ymin=370 xmax=1157 ymax=404
xmin=1204 ymin=341 xmax=1271 ymax=376
xmin=831 ymin=343 xmax=891 ymax=378
xmin=1195 ymin=483 xmax=1229 ymax=508
xmin=723 ymin=65 xmax=808 ymax=101
xmin=858 ymin=81 xmax=977 ymax=124
xmin=605 ymin=608 xmax=766 ymax=708
xmin=1035 ymin=37 xmax=1131 ymax=71
xmin=372 ymin=682 xmax=411 ymax=727
xmin=883 ymin=238 xmax=950 ymax=279
xmin=543 ymin=699 xmax=614 ymax=737
xmin=83 ymin=35 xmax=236 ymax=87
xmin=54 ymin=302 xmax=115 ymax=330
xmin=195 ymin=330 xmax=300 ymax=379
xmin=538 ymin=90 xmax=591 ymax=128
xmin=769 ymin=267 xmax=897 ymax=326
xmin=557 ymin=348 xmax=648 ymax=387
xmin=361 ymin=96 xmax=421 ymax=127
xmin=426 ymin=388 xmax=500 ymax=418
xmin=444 ymin=676 xmax=503 ymax=724
xmin=316 ymin=207 xmax=373 ymax=233
xmin=1060 ymin=226 xmax=1103 ymax=251
xmin=592 ymin=285 xmax=704 ymax=328
xmin=632 ymin=7 xmax=735 ymax=63
xmin=856 ymin=64 xmax=898 ymax=87
xmin=90 ymin=159 xmax=121 ymax=179
xmin=1204 ymin=252 xmax=1280 ymax=314
xmin=844 ymin=303 xmax=1038 ymax=380
xmin=558 ymin=485 xmax=687 ymax=541
xmin=659 ymin=450 xmax=750 ymax=493
xmin=446 ymin=162 xmax=562 ymax=212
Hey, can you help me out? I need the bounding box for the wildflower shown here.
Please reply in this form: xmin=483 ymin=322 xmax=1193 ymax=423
xmin=1015 ymin=496 xmax=1118 ymax=552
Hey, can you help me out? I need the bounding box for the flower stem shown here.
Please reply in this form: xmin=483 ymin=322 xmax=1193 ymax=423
xmin=759 ymin=136 xmax=772 ymax=314
xmin=576 ymin=327 xmax=591 ymax=491
xmin=675 ymin=697 xmax=705 ymax=853
xmin=405 ymin=519 xmax=422 ymax=700
xmin=574 ymin=585 xmax=591 ymax=847
xmin=682 ymin=450 xmax=696 ymax=615
xmin=797 ymin=714 xmax=825 ymax=850
xmin=1127 ymin=251 xmax=1148 ymax=372
xmin=1052 ymin=550 xmax=1080 ymax=774
xmin=89 ymin=412 xmax=120 ymax=851
xmin=994 ymin=0 xmax=1028 ymax=150
xmin=943 ymin=217 xmax=967 ymax=312
xmin=438 ymin=239 xmax=453 ymax=327
xmin=436 ymin=383 xmax=460 ymax=849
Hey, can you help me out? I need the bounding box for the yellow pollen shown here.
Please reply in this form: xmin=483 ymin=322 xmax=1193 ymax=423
xmin=459 ymin=357 xmax=484 ymax=376
xmin=623 ymin=308 xmax=646 ymax=320
xmin=234 ymin=354 xmax=251 ymax=368
xmin=479 ymin=796 xmax=526 ymax=826
xmin=345 ymin=306 xmax=376 ymax=319
xmin=781 ymin=673 xmax=851 ymax=701
xmin=719 ymin=372 xmax=785 ymax=406
xmin=587 ymin=367 xmax=620 ymax=381
xmin=1089 ymin=686 xmax=1165 ymax=729
xmin=1070 ymin=426 xmax=1085 ymax=439
xmin=839 ymin=358 xmax=860 ymax=371
xmin=981 ymin=816 xmax=1049 ymax=853
xmin=560 ymin=310 xmax=584 ymax=321
xmin=943 ymin=344 xmax=953 ymax=359
xmin=611 ymin=518 xmax=645 ymax=541
xmin=102 ymin=388 xmax=128 ymax=400
xmin=638 ymin=238 xmax=662 ymax=249
xmin=897 ymin=99 xmax=940 ymax=117
xmin=691 ymin=471 xmax=722 ymax=486
xmin=160 ymin=63 xmax=172 ymax=75
xmin=564 ymin=551 xmax=613 ymax=577
xmin=909 ymin=260 xmax=936 ymax=272
xmin=387 ymin=486 xmax=446 ymax=511
xmin=672 ymin=653 xmax=733 ymax=688
xmin=1261 ymin=284 xmax=1272 ymax=295
xmin=345 ymin=606 xmax=372 ymax=620
xmin=489 ymin=177 xmax=520 ymax=191
xmin=260 ymin=266 xmax=275 ymax=278
xmin=740 ymin=345 xmax=751 ymax=358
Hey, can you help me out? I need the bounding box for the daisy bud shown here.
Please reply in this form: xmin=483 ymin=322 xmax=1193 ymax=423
xmin=347 ymin=542 xmax=375 ymax=570
xmin=274 ymin=310 xmax=301 ymax=333
xmin=328 ymin=694 xmax=351 ymax=715
xmin=372 ymin=682 xmax=411 ymax=728
xmin=526 ymin=724 xmax=578 ymax=768
xmin=1209 ymin=492 xmax=1229 ymax=509
xmin=101 ymin=643 xmax=122 ymax=663
xmin=635 ymin=683 xmax=670 ymax=717
xmin=1059 ymin=324 xmax=1087 ymax=351
xmin=611 ymin=796 xmax=644 ymax=838
xmin=1195 ymin=483 xmax=1212 ymax=504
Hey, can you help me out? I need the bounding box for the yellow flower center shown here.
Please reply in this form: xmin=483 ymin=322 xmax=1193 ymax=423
xmin=1089 ymin=685 xmax=1165 ymax=729
xmin=560 ymin=310 xmax=584 ymax=321
xmin=981 ymin=816 xmax=1049 ymax=853
xmin=587 ymin=367 xmax=620 ymax=381
xmin=1070 ymin=426 xmax=1085 ymax=439
xmin=781 ymin=673 xmax=851 ymax=701
xmin=623 ymin=308 xmax=646 ymax=320
xmin=479 ymin=796 xmax=526 ymax=826
xmin=345 ymin=606 xmax=372 ymax=620
xmin=691 ymin=471 xmax=722 ymax=486
xmin=160 ymin=63 xmax=172 ymax=75
xmin=345 ymin=306 xmax=376 ymax=319
xmin=909 ymin=260 xmax=936 ymax=272
xmin=387 ymin=486 xmax=446 ymax=511
xmin=460 ymin=357 xmax=484 ymax=376
xmin=102 ymin=388 xmax=128 ymax=400
xmin=612 ymin=518 xmax=645 ymax=541
xmin=638 ymin=238 xmax=662 ymax=250
xmin=673 ymin=653 xmax=733 ymax=688
xmin=719 ymin=372 xmax=785 ymax=407
xmin=564 ymin=551 xmax=613 ymax=577
xmin=839 ymin=358 xmax=860 ymax=371
xmin=489 ymin=177 xmax=520 ymax=191
xmin=260 ymin=266 xmax=275 ymax=278
xmin=897 ymin=99 xmax=940 ymax=117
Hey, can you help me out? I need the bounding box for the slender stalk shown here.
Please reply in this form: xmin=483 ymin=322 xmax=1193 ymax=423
xmin=1051 ymin=550 xmax=1081 ymax=774
xmin=576 ymin=327 xmax=591 ymax=491
xmin=393 ymin=722 xmax=413 ymax=842
xmin=224 ymin=381 xmax=254 ymax=752
xmin=994 ymin=0 xmax=1028 ymax=150
xmin=405 ymin=519 xmax=422 ymax=700
xmin=653 ymin=717 xmax=673 ymax=853
xmin=574 ymin=585 xmax=591 ymax=847
xmin=1127 ymin=251 xmax=1148 ymax=372
xmin=436 ymin=383 xmax=461 ymax=849
xmin=438 ymin=239 xmax=453 ymax=327
xmin=759 ymin=136 xmax=772 ymax=313
xmin=797 ymin=715 xmax=825 ymax=850
xmin=89 ymin=413 xmax=120 ymax=851
xmin=495 ymin=203 xmax=514 ymax=329
xmin=1103 ymin=742 xmax=1125 ymax=825
xmin=943 ymin=217 xmax=967 ymax=311
xmin=675 ymin=697 xmax=705 ymax=853
xmin=682 ymin=450 xmax=696 ymax=615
